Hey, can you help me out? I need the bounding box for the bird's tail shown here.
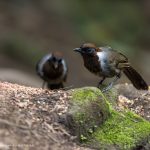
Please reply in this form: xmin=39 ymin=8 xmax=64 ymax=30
xmin=123 ymin=66 xmax=148 ymax=90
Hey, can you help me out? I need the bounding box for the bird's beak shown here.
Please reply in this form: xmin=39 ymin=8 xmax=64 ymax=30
xmin=73 ymin=48 xmax=82 ymax=53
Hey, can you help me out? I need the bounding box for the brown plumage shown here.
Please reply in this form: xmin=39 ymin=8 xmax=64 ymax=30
xmin=123 ymin=66 xmax=148 ymax=90
xmin=74 ymin=43 xmax=148 ymax=91
xmin=36 ymin=52 xmax=68 ymax=90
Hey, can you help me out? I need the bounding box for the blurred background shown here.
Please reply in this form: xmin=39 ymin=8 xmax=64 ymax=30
xmin=0 ymin=0 xmax=149 ymax=88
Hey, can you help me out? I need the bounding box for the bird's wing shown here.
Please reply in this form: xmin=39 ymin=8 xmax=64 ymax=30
xmin=115 ymin=51 xmax=128 ymax=63
xmin=99 ymin=46 xmax=128 ymax=63
xmin=61 ymin=59 xmax=68 ymax=82
xmin=99 ymin=46 xmax=113 ymax=51
xmin=36 ymin=54 xmax=52 ymax=76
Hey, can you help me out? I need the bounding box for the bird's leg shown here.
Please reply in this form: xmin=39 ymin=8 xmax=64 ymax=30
xmin=42 ymin=81 xmax=46 ymax=89
xmin=97 ymin=77 xmax=106 ymax=88
xmin=102 ymin=73 xmax=121 ymax=92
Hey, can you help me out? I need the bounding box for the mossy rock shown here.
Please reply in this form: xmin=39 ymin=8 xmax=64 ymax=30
xmin=91 ymin=110 xmax=150 ymax=150
xmin=103 ymin=86 xmax=118 ymax=107
xmin=67 ymin=87 xmax=150 ymax=150
xmin=67 ymin=87 xmax=111 ymax=141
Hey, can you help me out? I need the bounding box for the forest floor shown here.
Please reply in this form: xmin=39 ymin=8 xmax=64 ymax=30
xmin=115 ymin=84 xmax=150 ymax=122
xmin=0 ymin=82 xmax=149 ymax=150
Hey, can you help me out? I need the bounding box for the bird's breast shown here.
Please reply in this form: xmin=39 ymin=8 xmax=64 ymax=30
xmin=41 ymin=62 xmax=66 ymax=84
xmin=83 ymin=54 xmax=102 ymax=75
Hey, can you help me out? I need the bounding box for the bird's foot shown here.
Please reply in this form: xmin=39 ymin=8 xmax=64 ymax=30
xmin=101 ymin=83 xmax=113 ymax=93
xmin=101 ymin=75 xmax=120 ymax=92
xmin=97 ymin=84 xmax=107 ymax=92
xmin=102 ymin=87 xmax=109 ymax=93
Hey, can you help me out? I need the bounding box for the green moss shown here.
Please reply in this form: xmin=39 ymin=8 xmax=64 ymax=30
xmin=92 ymin=110 xmax=150 ymax=150
xmin=68 ymin=87 xmax=111 ymax=141
xmin=68 ymin=87 xmax=150 ymax=149
xmin=72 ymin=87 xmax=103 ymax=103
xmin=71 ymin=87 xmax=112 ymax=110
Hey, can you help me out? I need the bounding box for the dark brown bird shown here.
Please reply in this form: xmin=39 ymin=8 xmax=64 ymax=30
xmin=74 ymin=43 xmax=148 ymax=92
xmin=36 ymin=52 xmax=68 ymax=90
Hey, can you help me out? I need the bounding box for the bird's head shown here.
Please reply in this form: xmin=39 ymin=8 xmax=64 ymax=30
xmin=48 ymin=53 xmax=63 ymax=69
xmin=74 ymin=43 xmax=97 ymax=56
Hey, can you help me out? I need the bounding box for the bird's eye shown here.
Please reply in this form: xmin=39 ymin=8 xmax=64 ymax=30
xmin=86 ymin=48 xmax=95 ymax=53
xmin=87 ymin=48 xmax=92 ymax=52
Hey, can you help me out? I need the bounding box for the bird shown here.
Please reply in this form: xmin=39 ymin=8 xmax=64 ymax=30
xmin=74 ymin=43 xmax=148 ymax=92
xmin=36 ymin=52 xmax=68 ymax=90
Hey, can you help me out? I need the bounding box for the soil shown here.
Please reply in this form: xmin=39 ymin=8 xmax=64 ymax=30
xmin=0 ymin=82 xmax=91 ymax=150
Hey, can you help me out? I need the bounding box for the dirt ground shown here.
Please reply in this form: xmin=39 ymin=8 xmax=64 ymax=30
xmin=0 ymin=82 xmax=92 ymax=150
xmin=115 ymin=84 xmax=150 ymax=121
xmin=0 ymin=82 xmax=149 ymax=150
